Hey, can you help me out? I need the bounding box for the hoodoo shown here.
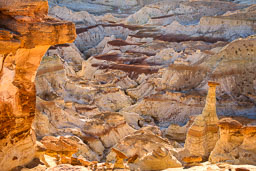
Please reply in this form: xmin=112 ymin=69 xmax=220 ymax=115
xmin=210 ymin=118 xmax=256 ymax=165
xmin=184 ymin=82 xmax=220 ymax=159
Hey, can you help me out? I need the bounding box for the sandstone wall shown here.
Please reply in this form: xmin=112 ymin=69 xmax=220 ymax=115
xmin=0 ymin=0 xmax=76 ymax=170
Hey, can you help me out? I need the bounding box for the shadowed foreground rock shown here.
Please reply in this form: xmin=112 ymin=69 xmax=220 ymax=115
xmin=0 ymin=0 xmax=76 ymax=170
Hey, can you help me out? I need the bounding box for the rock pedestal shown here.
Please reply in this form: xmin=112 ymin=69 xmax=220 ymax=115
xmin=184 ymin=82 xmax=220 ymax=159
xmin=210 ymin=118 xmax=256 ymax=165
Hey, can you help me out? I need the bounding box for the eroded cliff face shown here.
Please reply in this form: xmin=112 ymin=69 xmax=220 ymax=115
xmin=0 ymin=0 xmax=76 ymax=170
xmin=10 ymin=0 xmax=256 ymax=170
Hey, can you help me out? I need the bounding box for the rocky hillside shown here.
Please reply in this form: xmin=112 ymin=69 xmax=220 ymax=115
xmin=0 ymin=0 xmax=256 ymax=170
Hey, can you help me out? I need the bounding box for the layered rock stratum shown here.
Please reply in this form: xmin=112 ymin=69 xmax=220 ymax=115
xmin=209 ymin=118 xmax=256 ymax=165
xmin=184 ymin=82 xmax=219 ymax=159
xmin=0 ymin=0 xmax=76 ymax=170
xmin=1 ymin=0 xmax=256 ymax=170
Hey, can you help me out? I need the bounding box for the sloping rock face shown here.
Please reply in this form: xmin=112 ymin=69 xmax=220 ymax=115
xmin=162 ymin=4 xmax=256 ymax=41
xmin=201 ymin=35 xmax=256 ymax=105
xmin=41 ymin=136 xmax=78 ymax=156
xmin=209 ymin=118 xmax=256 ymax=165
xmin=48 ymin=0 xmax=160 ymax=16
xmin=0 ymin=0 xmax=76 ymax=170
xmin=184 ymin=82 xmax=219 ymax=159
xmin=49 ymin=6 xmax=98 ymax=28
xmin=126 ymin=1 xmax=245 ymax=25
xmin=83 ymin=112 xmax=136 ymax=149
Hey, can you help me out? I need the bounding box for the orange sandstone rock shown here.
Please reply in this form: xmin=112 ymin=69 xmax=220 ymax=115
xmin=41 ymin=136 xmax=78 ymax=155
xmin=184 ymin=82 xmax=219 ymax=159
xmin=0 ymin=0 xmax=76 ymax=170
xmin=218 ymin=118 xmax=243 ymax=129
xmin=210 ymin=118 xmax=256 ymax=165
xmin=112 ymin=148 xmax=128 ymax=169
xmin=183 ymin=156 xmax=203 ymax=167
xmin=183 ymin=156 xmax=202 ymax=164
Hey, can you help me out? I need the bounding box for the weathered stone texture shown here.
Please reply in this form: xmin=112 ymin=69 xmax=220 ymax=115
xmin=184 ymin=82 xmax=220 ymax=159
xmin=0 ymin=0 xmax=76 ymax=170
xmin=209 ymin=118 xmax=256 ymax=165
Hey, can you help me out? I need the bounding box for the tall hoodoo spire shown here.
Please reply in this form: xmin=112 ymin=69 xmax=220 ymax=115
xmin=202 ymin=82 xmax=220 ymax=118
xmin=184 ymin=81 xmax=220 ymax=159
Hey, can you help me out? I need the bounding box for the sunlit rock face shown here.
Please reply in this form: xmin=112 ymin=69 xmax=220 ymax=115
xmin=209 ymin=118 xmax=256 ymax=165
xmin=184 ymin=82 xmax=219 ymax=159
xmin=0 ymin=0 xmax=76 ymax=170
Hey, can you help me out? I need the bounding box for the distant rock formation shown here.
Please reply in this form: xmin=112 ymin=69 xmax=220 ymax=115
xmin=184 ymin=82 xmax=220 ymax=159
xmin=126 ymin=1 xmax=245 ymax=25
xmin=0 ymin=0 xmax=76 ymax=170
